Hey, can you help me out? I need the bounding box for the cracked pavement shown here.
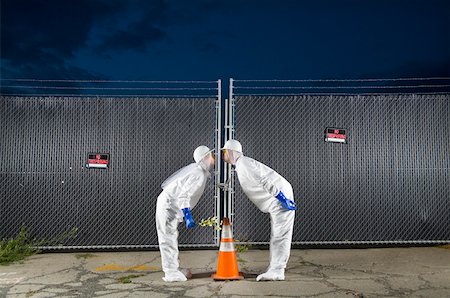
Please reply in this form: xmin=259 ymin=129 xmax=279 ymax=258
xmin=1 ymin=247 xmax=449 ymax=297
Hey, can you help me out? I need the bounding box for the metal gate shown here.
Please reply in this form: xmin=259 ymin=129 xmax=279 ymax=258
xmin=0 ymin=80 xmax=221 ymax=249
xmin=1 ymin=78 xmax=450 ymax=249
xmin=227 ymin=79 xmax=450 ymax=245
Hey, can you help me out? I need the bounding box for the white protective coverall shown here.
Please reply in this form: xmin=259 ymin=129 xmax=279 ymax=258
xmin=222 ymin=140 xmax=296 ymax=281
xmin=155 ymin=146 xmax=214 ymax=282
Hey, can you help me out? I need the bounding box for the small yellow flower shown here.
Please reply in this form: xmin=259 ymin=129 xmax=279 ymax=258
xmin=199 ymin=217 xmax=222 ymax=230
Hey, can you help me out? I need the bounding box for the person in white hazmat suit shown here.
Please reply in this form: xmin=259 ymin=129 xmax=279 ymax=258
xmin=221 ymin=139 xmax=297 ymax=281
xmin=156 ymin=145 xmax=215 ymax=282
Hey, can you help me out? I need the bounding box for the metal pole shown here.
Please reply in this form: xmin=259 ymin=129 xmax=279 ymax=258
xmin=228 ymin=78 xmax=234 ymax=223
xmin=215 ymin=79 xmax=222 ymax=246
xmin=223 ymin=97 xmax=229 ymax=219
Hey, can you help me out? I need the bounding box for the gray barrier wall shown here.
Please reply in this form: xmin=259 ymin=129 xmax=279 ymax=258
xmin=0 ymin=96 xmax=219 ymax=249
xmin=1 ymin=90 xmax=449 ymax=249
xmin=231 ymin=94 xmax=450 ymax=245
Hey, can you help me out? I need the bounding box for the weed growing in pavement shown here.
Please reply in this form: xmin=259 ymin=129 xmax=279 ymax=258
xmin=235 ymin=240 xmax=252 ymax=253
xmin=0 ymin=227 xmax=38 ymax=265
xmin=117 ymin=274 xmax=145 ymax=284
xmin=1 ymin=226 xmax=78 ymax=265
xmin=75 ymin=253 xmax=97 ymax=259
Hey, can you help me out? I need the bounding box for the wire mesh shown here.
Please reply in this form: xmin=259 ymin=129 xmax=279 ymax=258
xmin=0 ymin=95 xmax=218 ymax=249
xmin=231 ymin=93 xmax=450 ymax=245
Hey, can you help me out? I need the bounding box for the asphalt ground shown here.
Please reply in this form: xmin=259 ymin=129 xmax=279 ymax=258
xmin=1 ymin=247 xmax=450 ymax=297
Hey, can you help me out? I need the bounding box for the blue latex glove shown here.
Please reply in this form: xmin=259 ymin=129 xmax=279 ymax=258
xmin=276 ymin=191 xmax=297 ymax=210
xmin=182 ymin=208 xmax=196 ymax=228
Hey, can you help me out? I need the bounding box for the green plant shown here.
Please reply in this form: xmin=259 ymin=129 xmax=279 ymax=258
xmin=235 ymin=242 xmax=252 ymax=253
xmin=34 ymin=227 xmax=78 ymax=247
xmin=25 ymin=290 xmax=40 ymax=297
xmin=1 ymin=226 xmax=79 ymax=265
xmin=237 ymin=256 xmax=247 ymax=264
xmin=0 ymin=226 xmax=39 ymax=265
xmin=235 ymin=237 xmax=252 ymax=253
xmin=75 ymin=253 xmax=97 ymax=259
xmin=117 ymin=274 xmax=145 ymax=284
xmin=235 ymin=239 xmax=251 ymax=264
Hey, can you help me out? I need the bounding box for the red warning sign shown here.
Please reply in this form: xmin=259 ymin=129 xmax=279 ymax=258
xmin=325 ymin=128 xmax=347 ymax=143
xmin=87 ymin=153 xmax=109 ymax=169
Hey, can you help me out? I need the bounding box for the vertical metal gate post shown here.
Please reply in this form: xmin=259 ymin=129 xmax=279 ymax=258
xmin=223 ymin=78 xmax=237 ymax=223
xmin=228 ymin=78 xmax=236 ymax=224
xmin=214 ymin=79 xmax=222 ymax=246
xmin=223 ymin=97 xmax=228 ymax=219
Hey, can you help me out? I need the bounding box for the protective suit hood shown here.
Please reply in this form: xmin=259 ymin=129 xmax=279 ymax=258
xmin=194 ymin=146 xmax=215 ymax=172
xmin=222 ymin=139 xmax=243 ymax=153
xmin=223 ymin=149 xmax=242 ymax=165
xmin=222 ymin=139 xmax=243 ymax=165
xmin=198 ymin=151 xmax=214 ymax=173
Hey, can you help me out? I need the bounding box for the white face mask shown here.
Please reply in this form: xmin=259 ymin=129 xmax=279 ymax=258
xmin=199 ymin=153 xmax=215 ymax=171
xmin=222 ymin=149 xmax=242 ymax=165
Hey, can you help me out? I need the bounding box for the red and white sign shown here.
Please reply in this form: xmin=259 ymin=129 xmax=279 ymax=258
xmin=325 ymin=128 xmax=347 ymax=143
xmin=87 ymin=153 xmax=109 ymax=169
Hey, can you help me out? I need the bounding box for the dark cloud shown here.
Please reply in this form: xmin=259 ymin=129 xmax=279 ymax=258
xmin=0 ymin=0 xmax=230 ymax=78
xmin=94 ymin=1 xmax=169 ymax=54
xmin=1 ymin=0 xmax=128 ymax=80
xmin=1 ymin=0 xmax=449 ymax=82
xmin=96 ymin=26 xmax=166 ymax=53
xmin=94 ymin=0 xmax=233 ymax=54
xmin=1 ymin=0 xmax=121 ymax=65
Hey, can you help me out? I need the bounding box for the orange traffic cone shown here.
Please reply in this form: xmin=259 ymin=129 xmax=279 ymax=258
xmin=212 ymin=218 xmax=244 ymax=281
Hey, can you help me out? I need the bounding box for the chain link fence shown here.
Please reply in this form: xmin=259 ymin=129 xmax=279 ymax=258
xmin=0 ymin=94 xmax=220 ymax=249
xmin=231 ymin=91 xmax=450 ymax=245
xmin=2 ymin=78 xmax=450 ymax=249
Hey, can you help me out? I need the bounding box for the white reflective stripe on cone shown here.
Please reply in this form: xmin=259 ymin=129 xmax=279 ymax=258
xmin=219 ymin=241 xmax=235 ymax=252
xmin=221 ymin=226 xmax=233 ymax=239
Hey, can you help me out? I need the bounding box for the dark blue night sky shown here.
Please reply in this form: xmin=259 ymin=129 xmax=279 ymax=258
xmin=1 ymin=0 xmax=449 ymax=82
